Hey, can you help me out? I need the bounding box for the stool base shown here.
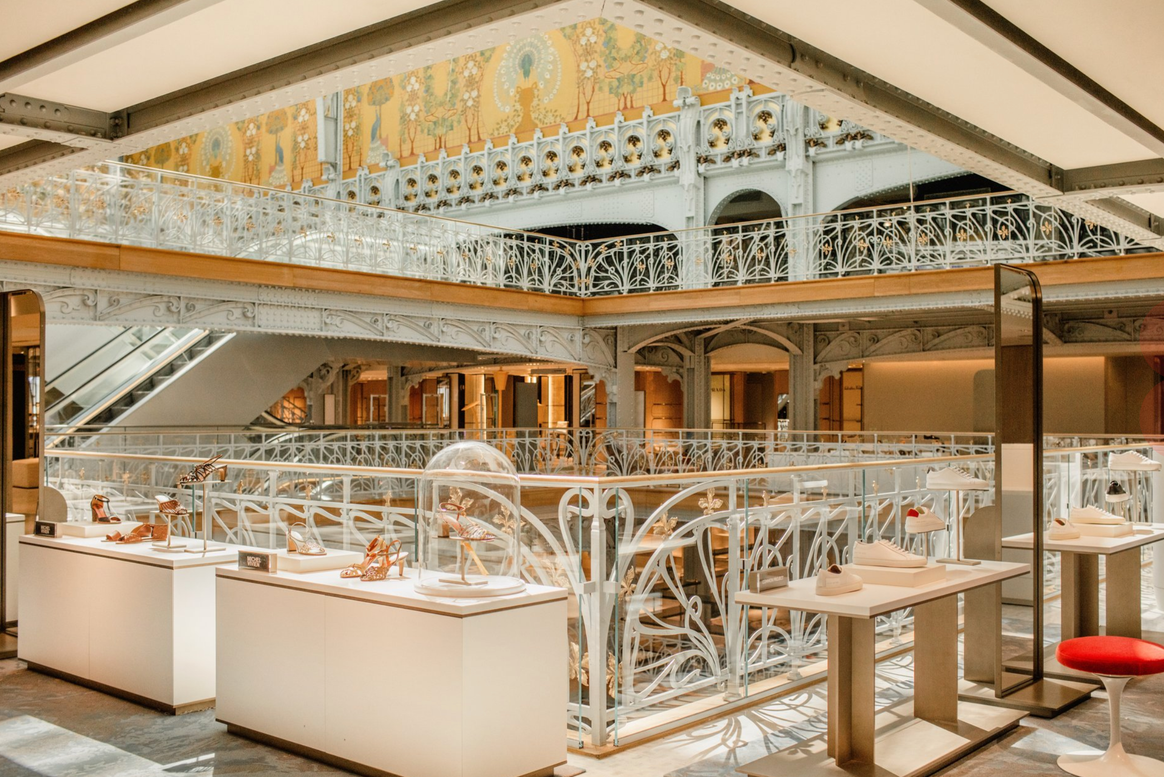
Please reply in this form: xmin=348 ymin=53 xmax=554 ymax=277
xmin=1058 ymin=744 xmax=1164 ymax=777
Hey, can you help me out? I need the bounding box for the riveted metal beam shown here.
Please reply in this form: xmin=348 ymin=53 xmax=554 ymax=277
xmin=1060 ymin=159 xmax=1164 ymax=198
xmin=0 ymin=139 xmax=84 ymax=176
xmin=914 ymin=0 xmax=1164 ymax=158
xmin=0 ymin=93 xmax=123 ymax=146
xmin=1076 ymin=196 xmax=1163 ymax=237
xmin=628 ymin=0 xmax=1054 ymax=188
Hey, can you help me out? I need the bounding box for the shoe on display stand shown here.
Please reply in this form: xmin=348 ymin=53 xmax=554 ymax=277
xmin=905 ymin=507 xmax=945 ymax=534
xmin=1105 ymin=480 xmax=1130 ymax=503
xmin=815 ymin=564 xmax=863 ymax=596
xmin=1047 ymin=517 xmax=1081 ymax=540
xmin=853 ymin=539 xmax=926 ymax=568
xmin=926 ymin=467 xmax=989 ymax=491
xmin=286 ymin=522 xmax=327 ymax=556
xmin=153 ymin=494 xmax=188 ymax=552
xmin=89 ymin=494 xmax=120 ymax=523
xmin=1109 ymin=451 xmax=1162 ymax=472
xmin=1071 ymin=505 xmax=1125 ymax=525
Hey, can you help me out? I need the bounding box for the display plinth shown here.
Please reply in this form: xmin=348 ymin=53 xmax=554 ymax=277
xmin=1077 ymin=523 xmax=1134 ymax=538
xmin=737 ymin=699 xmax=1024 ymax=777
xmin=414 ymin=574 xmax=527 ymax=598
xmin=57 ymin=520 xmax=140 ymax=538
xmin=216 ymin=566 xmax=566 ymax=777
xmin=18 ymin=533 xmax=257 ymax=713
xmin=278 ymin=549 xmax=360 ymax=573
xmin=847 ymin=562 xmax=946 ymax=587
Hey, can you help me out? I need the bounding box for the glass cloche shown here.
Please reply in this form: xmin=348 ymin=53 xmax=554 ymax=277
xmin=414 ymin=441 xmax=526 ymax=597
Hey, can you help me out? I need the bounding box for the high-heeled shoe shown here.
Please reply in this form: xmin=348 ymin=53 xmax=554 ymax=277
xmin=91 ymin=495 xmax=120 ymax=523
xmin=176 ymin=454 xmax=224 ymax=487
xmin=340 ymin=537 xmax=385 ymax=578
xmin=361 ymin=538 xmax=408 ymax=581
xmin=155 ymin=494 xmax=188 ymax=518
xmin=439 ymin=502 xmax=496 ymax=542
xmin=286 ymin=522 xmax=326 ymax=556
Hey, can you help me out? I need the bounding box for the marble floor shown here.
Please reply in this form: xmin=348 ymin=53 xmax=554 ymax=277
xmin=0 ymin=575 xmax=1160 ymax=777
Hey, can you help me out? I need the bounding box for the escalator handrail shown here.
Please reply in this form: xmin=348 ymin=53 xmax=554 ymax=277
xmin=47 ymin=328 xmax=196 ymax=414
xmin=46 ymin=329 xmax=212 ymax=432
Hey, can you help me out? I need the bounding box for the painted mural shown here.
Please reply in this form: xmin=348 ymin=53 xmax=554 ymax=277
xmin=125 ymin=19 xmax=759 ymax=188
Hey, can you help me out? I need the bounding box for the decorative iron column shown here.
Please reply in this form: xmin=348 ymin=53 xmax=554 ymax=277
xmin=788 ymin=322 xmax=816 ymax=430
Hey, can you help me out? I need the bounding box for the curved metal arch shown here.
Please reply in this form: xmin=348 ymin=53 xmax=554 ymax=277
xmin=705 ymin=324 xmax=801 ymax=355
xmin=706 ymin=187 xmax=786 ymax=227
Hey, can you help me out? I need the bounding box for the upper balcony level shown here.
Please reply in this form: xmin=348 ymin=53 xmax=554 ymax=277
xmin=0 ymin=159 xmax=1147 ymax=301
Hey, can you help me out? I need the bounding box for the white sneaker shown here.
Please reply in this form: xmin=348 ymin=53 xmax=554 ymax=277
xmin=1109 ymin=451 xmax=1162 ymax=472
xmin=816 ymin=564 xmax=863 ymax=596
xmin=926 ymin=467 xmax=989 ymax=491
xmin=1105 ymin=481 xmax=1130 ymax=503
xmin=1047 ymin=518 xmax=1081 ymax=540
xmin=1069 ymin=505 xmax=1125 ymax=525
xmin=853 ymin=539 xmax=926 ymax=568
xmin=905 ymin=507 xmax=945 ymax=534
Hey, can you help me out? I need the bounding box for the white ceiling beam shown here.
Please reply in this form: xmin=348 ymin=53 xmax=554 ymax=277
xmin=913 ymin=0 xmax=1164 ymax=158
xmin=0 ymin=0 xmax=230 ymax=93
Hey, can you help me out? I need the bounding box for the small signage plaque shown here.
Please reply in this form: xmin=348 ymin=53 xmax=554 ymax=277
xmin=33 ymin=521 xmax=58 ymax=538
xmin=748 ymin=566 xmax=789 ymax=592
xmin=238 ymin=549 xmax=277 ymax=573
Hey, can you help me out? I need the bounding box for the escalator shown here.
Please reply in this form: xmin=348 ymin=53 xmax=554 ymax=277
xmin=45 ymin=327 xmax=233 ymax=435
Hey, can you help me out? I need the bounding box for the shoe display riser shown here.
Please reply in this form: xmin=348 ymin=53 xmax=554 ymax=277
xmin=216 ymin=567 xmax=567 ymax=777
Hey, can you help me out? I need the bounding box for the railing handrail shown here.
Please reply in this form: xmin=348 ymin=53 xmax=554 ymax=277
xmin=102 ymin=162 xmax=584 ymax=245
xmin=47 ymin=447 xmax=994 ymax=487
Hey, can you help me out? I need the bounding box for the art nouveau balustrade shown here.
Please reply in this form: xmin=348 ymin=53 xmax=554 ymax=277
xmin=43 ymin=443 xmax=1151 ymax=746
xmin=314 ymin=89 xmax=888 ymax=214
xmin=47 ymin=426 xmax=994 ymax=476
xmin=0 ymin=161 xmax=1142 ymax=298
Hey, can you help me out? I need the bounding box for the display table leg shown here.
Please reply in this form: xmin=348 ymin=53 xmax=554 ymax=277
xmin=826 ymin=614 xmax=875 ymax=766
xmin=1104 ymin=549 xmax=1142 ymax=639
xmin=1061 ymin=552 xmax=1099 ymax=640
xmin=913 ymin=595 xmax=958 ymax=725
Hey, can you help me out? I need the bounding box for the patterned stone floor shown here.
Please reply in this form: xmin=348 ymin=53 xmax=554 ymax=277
xmin=0 ymin=573 xmax=1160 ymax=777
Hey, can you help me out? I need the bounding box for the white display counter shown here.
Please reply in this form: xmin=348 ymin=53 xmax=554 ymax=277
xmin=18 ymin=533 xmax=256 ymax=713
xmin=216 ymin=565 xmax=567 ymax=777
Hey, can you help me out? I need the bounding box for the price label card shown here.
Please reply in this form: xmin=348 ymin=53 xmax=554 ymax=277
xmin=748 ymin=566 xmax=789 ymax=592
xmin=238 ymin=550 xmax=277 ymax=573
xmin=33 ymin=521 xmax=58 ymax=538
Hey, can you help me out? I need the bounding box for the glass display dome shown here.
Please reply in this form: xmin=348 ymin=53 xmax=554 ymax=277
xmin=414 ymin=441 xmax=526 ymax=597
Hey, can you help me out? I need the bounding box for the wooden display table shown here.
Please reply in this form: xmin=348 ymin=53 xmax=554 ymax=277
xmin=1002 ymin=525 xmax=1164 ymax=683
xmin=1002 ymin=525 xmax=1164 ymax=641
xmin=18 ymin=533 xmax=256 ymax=713
xmin=735 ymin=561 xmax=1030 ymax=777
xmin=216 ymin=565 xmax=567 ymax=777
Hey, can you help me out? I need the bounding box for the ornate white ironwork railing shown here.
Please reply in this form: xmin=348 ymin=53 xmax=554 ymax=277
xmin=44 ymin=447 xmax=1003 ymax=747
xmin=583 ymin=193 xmax=1140 ymax=293
xmin=46 ymin=426 xmax=994 ymax=476
xmin=0 ymin=162 xmax=1143 ymax=298
xmin=0 ymin=163 xmax=580 ymax=294
xmin=42 ymin=441 xmax=1157 ymax=745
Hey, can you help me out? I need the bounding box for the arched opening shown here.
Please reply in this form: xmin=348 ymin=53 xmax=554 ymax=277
xmin=711 ymin=189 xmax=783 ymax=226
xmin=532 ymin=223 xmax=667 ymax=241
xmin=709 ymin=190 xmax=786 ymax=286
xmin=835 ymin=173 xmax=1007 ymax=212
xmin=708 ymin=342 xmax=790 ymax=429
xmin=816 ymin=174 xmax=1017 ymax=280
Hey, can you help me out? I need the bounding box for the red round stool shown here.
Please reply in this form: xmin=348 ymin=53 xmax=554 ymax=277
xmin=1055 ymin=636 xmax=1164 ymax=777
